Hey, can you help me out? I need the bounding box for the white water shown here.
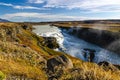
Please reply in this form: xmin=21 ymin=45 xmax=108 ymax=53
xmin=33 ymin=25 xmax=120 ymax=64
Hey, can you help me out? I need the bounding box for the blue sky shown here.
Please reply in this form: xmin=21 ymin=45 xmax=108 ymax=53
xmin=0 ymin=0 xmax=120 ymax=22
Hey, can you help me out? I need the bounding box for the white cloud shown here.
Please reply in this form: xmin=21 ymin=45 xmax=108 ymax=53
xmin=0 ymin=2 xmax=47 ymax=10
xmin=28 ymin=0 xmax=45 ymax=4
xmin=1 ymin=12 xmax=120 ymax=22
xmin=1 ymin=12 xmax=88 ymax=22
xmin=28 ymin=0 xmax=120 ymax=12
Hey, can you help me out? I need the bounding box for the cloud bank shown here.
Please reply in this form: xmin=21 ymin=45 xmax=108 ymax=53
xmin=28 ymin=0 xmax=120 ymax=12
xmin=1 ymin=12 xmax=87 ymax=22
xmin=1 ymin=12 xmax=120 ymax=22
xmin=0 ymin=2 xmax=46 ymax=10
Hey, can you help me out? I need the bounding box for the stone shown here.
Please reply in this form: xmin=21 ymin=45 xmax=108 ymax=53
xmin=42 ymin=37 xmax=59 ymax=49
xmin=83 ymin=48 xmax=95 ymax=62
xmin=47 ymin=55 xmax=73 ymax=73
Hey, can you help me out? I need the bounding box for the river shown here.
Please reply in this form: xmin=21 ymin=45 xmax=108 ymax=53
xmin=33 ymin=25 xmax=120 ymax=64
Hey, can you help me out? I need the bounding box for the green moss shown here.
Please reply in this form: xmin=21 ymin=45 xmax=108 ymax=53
xmin=0 ymin=71 xmax=5 ymax=80
xmin=43 ymin=47 xmax=63 ymax=56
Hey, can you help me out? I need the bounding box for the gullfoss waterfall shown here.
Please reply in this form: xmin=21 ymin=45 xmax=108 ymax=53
xmin=33 ymin=25 xmax=120 ymax=64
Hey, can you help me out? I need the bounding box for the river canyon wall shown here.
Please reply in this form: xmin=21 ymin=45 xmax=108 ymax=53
xmin=60 ymin=27 xmax=120 ymax=54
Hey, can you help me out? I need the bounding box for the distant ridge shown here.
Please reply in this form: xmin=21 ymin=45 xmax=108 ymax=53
xmin=0 ymin=18 xmax=10 ymax=22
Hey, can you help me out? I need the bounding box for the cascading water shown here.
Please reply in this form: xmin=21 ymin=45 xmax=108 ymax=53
xmin=33 ymin=25 xmax=120 ymax=64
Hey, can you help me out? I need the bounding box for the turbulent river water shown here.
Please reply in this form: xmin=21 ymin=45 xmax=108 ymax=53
xmin=33 ymin=25 xmax=120 ymax=64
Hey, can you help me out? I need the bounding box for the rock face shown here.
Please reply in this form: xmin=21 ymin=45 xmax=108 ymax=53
xmin=47 ymin=55 xmax=73 ymax=72
xmin=83 ymin=48 xmax=95 ymax=62
xmin=0 ymin=23 xmax=32 ymax=42
xmin=47 ymin=55 xmax=73 ymax=80
xmin=42 ymin=37 xmax=59 ymax=49
xmin=106 ymin=39 xmax=120 ymax=55
xmin=61 ymin=27 xmax=120 ymax=54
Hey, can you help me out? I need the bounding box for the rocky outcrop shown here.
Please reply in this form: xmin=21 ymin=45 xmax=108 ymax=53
xmin=47 ymin=55 xmax=73 ymax=72
xmin=83 ymin=48 xmax=95 ymax=62
xmin=0 ymin=23 xmax=33 ymax=42
xmin=42 ymin=37 xmax=59 ymax=49
xmin=46 ymin=55 xmax=73 ymax=80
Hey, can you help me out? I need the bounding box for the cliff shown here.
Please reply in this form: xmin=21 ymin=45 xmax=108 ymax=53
xmin=0 ymin=23 xmax=120 ymax=80
xmin=60 ymin=27 xmax=120 ymax=54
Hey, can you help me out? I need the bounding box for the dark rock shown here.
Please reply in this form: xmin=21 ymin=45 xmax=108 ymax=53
xmin=83 ymin=48 xmax=95 ymax=62
xmin=42 ymin=37 xmax=59 ymax=49
xmin=114 ymin=64 xmax=120 ymax=70
xmin=98 ymin=61 xmax=109 ymax=66
xmin=63 ymin=27 xmax=120 ymax=54
xmin=98 ymin=61 xmax=119 ymax=71
xmin=106 ymin=39 xmax=120 ymax=55
xmin=47 ymin=55 xmax=73 ymax=73
xmin=22 ymin=25 xmax=28 ymax=30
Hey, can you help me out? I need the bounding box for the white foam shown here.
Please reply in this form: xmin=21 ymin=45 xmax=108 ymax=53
xmin=33 ymin=25 xmax=65 ymax=50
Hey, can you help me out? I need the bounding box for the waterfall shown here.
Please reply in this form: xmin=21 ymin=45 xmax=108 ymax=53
xmin=33 ymin=25 xmax=120 ymax=64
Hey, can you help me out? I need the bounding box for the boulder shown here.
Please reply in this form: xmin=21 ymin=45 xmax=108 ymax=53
xmin=47 ymin=55 xmax=73 ymax=73
xmin=42 ymin=37 xmax=59 ymax=49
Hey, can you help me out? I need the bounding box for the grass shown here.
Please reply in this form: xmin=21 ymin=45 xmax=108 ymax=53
xmin=60 ymin=58 xmax=120 ymax=80
xmin=0 ymin=60 xmax=47 ymax=80
xmin=17 ymin=29 xmax=51 ymax=58
xmin=0 ymin=40 xmax=47 ymax=80
xmin=0 ymin=71 xmax=5 ymax=80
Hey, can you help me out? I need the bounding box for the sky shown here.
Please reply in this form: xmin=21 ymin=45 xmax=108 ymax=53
xmin=0 ymin=0 xmax=120 ymax=22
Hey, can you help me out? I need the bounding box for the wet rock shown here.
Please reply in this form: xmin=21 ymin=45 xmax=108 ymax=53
xmin=47 ymin=55 xmax=73 ymax=73
xmin=83 ymin=48 xmax=95 ymax=62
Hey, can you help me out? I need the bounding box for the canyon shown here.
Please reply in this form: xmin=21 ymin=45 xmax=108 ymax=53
xmin=0 ymin=22 xmax=120 ymax=80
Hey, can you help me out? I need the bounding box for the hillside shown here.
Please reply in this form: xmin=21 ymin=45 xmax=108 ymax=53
xmin=0 ymin=22 xmax=120 ymax=80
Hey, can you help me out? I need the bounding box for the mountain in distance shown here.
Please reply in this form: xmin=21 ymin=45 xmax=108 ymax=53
xmin=0 ymin=18 xmax=10 ymax=22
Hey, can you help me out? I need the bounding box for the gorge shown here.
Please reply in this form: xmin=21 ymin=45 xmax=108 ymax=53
xmin=33 ymin=24 xmax=120 ymax=65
